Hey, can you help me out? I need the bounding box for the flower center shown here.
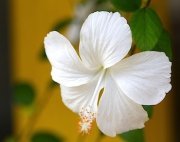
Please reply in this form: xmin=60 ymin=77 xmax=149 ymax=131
xmin=78 ymin=69 xmax=106 ymax=134
xmin=79 ymin=106 xmax=96 ymax=134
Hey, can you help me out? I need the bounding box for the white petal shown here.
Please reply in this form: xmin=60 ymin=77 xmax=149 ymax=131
xmin=110 ymin=51 xmax=172 ymax=105
xmin=60 ymin=72 xmax=103 ymax=113
xmin=44 ymin=31 xmax=97 ymax=87
xmin=96 ymin=73 xmax=148 ymax=137
xmin=79 ymin=11 xmax=132 ymax=69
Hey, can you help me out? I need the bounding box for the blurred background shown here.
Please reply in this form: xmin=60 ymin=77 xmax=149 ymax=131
xmin=0 ymin=0 xmax=179 ymax=142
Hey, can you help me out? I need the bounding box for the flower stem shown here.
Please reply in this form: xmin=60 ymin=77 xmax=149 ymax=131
xmin=14 ymin=88 xmax=54 ymax=141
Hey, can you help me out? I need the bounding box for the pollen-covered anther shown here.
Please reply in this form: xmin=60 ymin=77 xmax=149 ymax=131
xmin=79 ymin=106 xmax=96 ymax=134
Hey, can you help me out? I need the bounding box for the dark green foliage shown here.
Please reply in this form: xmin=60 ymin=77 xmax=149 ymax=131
xmin=51 ymin=18 xmax=72 ymax=31
xmin=97 ymin=0 xmax=108 ymax=4
xmin=13 ymin=82 xmax=35 ymax=106
xmin=143 ymin=105 xmax=153 ymax=118
xmin=153 ymin=30 xmax=172 ymax=60
xmin=111 ymin=0 xmax=141 ymax=12
xmin=119 ymin=129 xmax=144 ymax=142
xmin=31 ymin=132 xmax=63 ymax=142
xmin=130 ymin=8 xmax=163 ymax=51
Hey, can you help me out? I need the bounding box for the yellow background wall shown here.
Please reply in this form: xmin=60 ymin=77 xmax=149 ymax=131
xmin=10 ymin=0 xmax=175 ymax=142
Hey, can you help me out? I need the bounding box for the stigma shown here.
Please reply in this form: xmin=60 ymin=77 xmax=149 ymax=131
xmin=79 ymin=106 xmax=96 ymax=134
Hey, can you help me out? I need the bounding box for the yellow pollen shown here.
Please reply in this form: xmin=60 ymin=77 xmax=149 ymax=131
xmin=79 ymin=106 xmax=96 ymax=134
xmin=79 ymin=121 xmax=92 ymax=134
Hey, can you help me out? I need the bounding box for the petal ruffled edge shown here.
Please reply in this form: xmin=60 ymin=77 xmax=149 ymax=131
xmin=110 ymin=51 xmax=172 ymax=105
xmin=44 ymin=31 xmax=98 ymax=87
xmin=79 ymin=11 xmax=132 ymax=69
xmin=96 ymin=73 xmax=148 ymax=137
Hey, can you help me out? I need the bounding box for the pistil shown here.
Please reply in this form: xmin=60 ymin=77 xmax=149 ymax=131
xmin=79 ymin=69 xmax=106 ymax=134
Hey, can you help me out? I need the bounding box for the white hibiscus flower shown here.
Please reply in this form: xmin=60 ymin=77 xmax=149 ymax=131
xmin=44 ymin=11 xmax=171 ymax=137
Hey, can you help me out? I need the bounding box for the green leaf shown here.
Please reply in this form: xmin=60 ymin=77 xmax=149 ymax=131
xmin=31 ymin=132 xmax=63 ymax=142
xmin=130 ymin=8 xmax=163 ymax=51
xmin=13 ymin=82 xmax=35 ymax=106
xmin=153 ymin=30 xmax=172 ymax=60
xmin=119 ymin=129 xmax=144 ymax=142
xmin=111 ymin=0 xmax=141 ymax=12
xmin=143 ymin=105 xmax=153 ymax=118
xmin=40 ymin=18 xmax=72 ymax=60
